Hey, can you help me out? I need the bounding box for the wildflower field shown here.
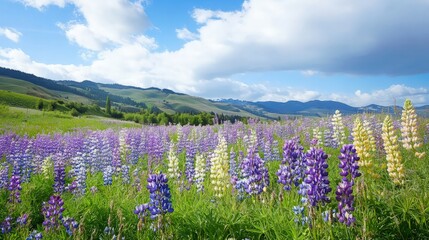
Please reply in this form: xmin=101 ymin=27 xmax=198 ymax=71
xmin=1 ymin=100 xmax=429 ymax=239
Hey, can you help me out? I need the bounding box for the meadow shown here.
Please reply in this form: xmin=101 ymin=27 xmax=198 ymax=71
xmin=0 ymin=100 xmax=428 ymax=239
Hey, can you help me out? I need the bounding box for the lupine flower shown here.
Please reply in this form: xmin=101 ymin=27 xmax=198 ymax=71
xmin=195 ymin=153 xmax=206 ymax=192
xmin=122 ymin=164 xmax=130 ymax=184
xmin=147 ymin=173 xmax=174 ymax=219
xmin=401 ymin=99 xmax=425 ymax=159
xmin=352 ymin=118 xmax=378 ymax=178
xmin=103 ymin=166 xmax=113 ymax=185
xmin=41 ymin=157 xmax=52 ymax=179
xmin=210 ymin=134 xmax=230 ymax=198
xmin=8 ymin=173 xmax=22 ymax=204
xmin=276 ymin=140 xmax=305 ymax=191
xmin=332 ymin=110 xmax=346 ymax=147
xmin=304 ymin=147 xmax=331 ymax=207
xmin=312 ymin=128 xmax=323 ymax=147
xmin=16 ymin=213 xmax=29 ymax=226
xmin=42 ymin=195 xmax=65 ymax=231
xmin=336 ymin=144 xmax=361 ymax=226
xmin=382 ymin=116 xmax=405 ymax=185
xmin=0 ymin=163 xmax=9 ymax=190
xmin=0 ymin=216 xmax=12 ymax=234
xmin=167 ymin=143 xmax=180 ymax=181
xmin=26 ymin=230 xmax=43 ymax=240
xmin=62 ymin=216 xmax=79 ymax=236
xmin=238 ymin=147 xmax=269 ymax=196
xmin=184 ymin=140 xmax=197 ymax=185
xmin=53 ymin=158 xmax=66 ymax=193
xmin=134 ymin=203 xmax=150 ymax=220
xmin=73 ymin=154 xmax=87 ymax=195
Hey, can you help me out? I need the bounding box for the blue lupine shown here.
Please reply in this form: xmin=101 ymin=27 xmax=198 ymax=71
xmin=134 ymin=203 xmax=150 ymax=220
xmin=276 ymin=140 xmax=305 ymax=191
xmin=16 ymin=213 xmax=29 ymax=226
xmin=0 ymin=163 xmax=9 ymax=190
xmin=62 ymin=216 xmax=79 ymax=236
xmin=147 ymin=173 xmax=174 ymax=219
xmin=336 ymin=144 xmax=361 ymax=226
xmin=229 ymin=150 xmax=238 ymax=186
xmin=304 ymin=147 xmax=331 ymax=207
xmin=122 ymin=165 xmax=130 ymax=184
xmin=185 ymin=140 xmax=197 ymax=185
xmin=103 ymin=166 xmax=113 ymax=185
xmin=26 ymin=230 xmax=43 ymax=240
xmin=42 ymin=195 xmax=65 ymax=231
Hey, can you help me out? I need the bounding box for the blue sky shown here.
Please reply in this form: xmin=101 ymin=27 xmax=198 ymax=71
xmin=0 ymin=0 xmax=428 ymax=106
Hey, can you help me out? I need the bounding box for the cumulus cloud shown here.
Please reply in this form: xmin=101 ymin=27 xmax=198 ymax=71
xmin=176 ymin=28 xmax=198 ymax=41
xmin=5 ymin=0 xmax=429 ymax=105
xmin=0 ymin=27 xmax=22 ymax=42
xmin=329 ymin=85 xmax=428 ymax=106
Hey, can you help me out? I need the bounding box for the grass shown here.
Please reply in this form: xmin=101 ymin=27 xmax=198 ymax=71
xmin=0 ymin=106 xmax=139 ymax=136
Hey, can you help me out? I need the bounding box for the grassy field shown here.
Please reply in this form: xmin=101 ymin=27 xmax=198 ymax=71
xmin=0 ymin=105 xmax=140 ymax=136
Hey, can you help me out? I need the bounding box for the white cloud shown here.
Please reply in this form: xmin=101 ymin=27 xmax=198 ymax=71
xmin=176 ymin=28 xmax=198 ymax=41
xmin=0 ymin=28 xmax=22 ymax=43
xmin=7 ymin=0 xmax=429 ymax=105
xmin=329 ymin=85 xmax=428 ymax=107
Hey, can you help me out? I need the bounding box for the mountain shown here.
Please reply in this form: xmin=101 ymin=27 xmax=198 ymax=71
xmin=1 ymin=66 xmax=428 ymax=118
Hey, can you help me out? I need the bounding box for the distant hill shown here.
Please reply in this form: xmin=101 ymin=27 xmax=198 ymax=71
xmin=1 ymin=66 xmax=428 ymax=118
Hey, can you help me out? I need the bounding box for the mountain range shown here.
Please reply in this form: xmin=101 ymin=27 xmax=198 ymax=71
xmin=1 ymin=66 xmax=428 ymax=118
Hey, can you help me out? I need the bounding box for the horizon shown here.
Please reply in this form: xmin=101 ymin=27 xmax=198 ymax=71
xmin=1 ymin=0 xmax=429 ymax=107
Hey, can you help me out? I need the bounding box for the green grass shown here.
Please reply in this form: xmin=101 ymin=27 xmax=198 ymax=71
xmin=0 ymin=106 xmax=139 ymax=136
xmin=0 ymin=76 xmax=58 ymax=99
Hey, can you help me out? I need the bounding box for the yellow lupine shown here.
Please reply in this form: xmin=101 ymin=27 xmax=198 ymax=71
xmin=210 ymin=134 xmax=229 ymax=198
xmin=382 ymin=115 xmax=405 ymax=185
xmin=352 ymin=117 xmax=378 ymax=178
xmin=401 ymin=99 xmax=425 ymax=159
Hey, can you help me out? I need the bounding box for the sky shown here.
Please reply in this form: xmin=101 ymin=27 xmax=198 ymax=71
xmin=0 ymin=0 xmax=428 ymax=107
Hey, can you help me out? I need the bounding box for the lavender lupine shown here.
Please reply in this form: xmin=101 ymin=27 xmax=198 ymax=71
xmin=263 ymin=140 xmax=273 ymax=162
xmin=72 ymin=154 xmax=87 ymax=195
xmin=0 ymin=163 xmax=9 ymax=189
xmin=276 ymin=140 xmax=305 ymax=191
xmin=336 ymin=144 xmax=361 ymax=226
xmin=229 ymin=150 xmax=238 ymax=186
xmin=42 ymin=195 xmax=65 ymax=231
xmin=184 ymin=140 xmax=197 ymax=185
xmin=103 ymin=166 xmax=113 ymax=185
xmin=121 ymin=164 xmax=130 ymax=184
xmin=238 ymin=147 xmax=270 ymax=196
xmin=16 ymin=213 xmax=29 ymax=226
xmin=304 ymin=147 xmax=331 ymax=207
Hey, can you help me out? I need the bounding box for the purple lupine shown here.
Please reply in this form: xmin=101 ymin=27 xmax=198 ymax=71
xmin=336 ymin=144 xmax=361 ymax=226
xmin=237 ymin=148 xmax=270 ymax=196
xmin=72 ymin=154 xmax=87 ymax=195
xmin=8 ymin=172 xmax=22 ymax=204
xmin=134 ymin=203 xmax=150 ymax=220
xmin=147 ymin=173 xmax=174 ymax=219
xmin=276 ymin=140 xmax=306 ymax=191
xmin=53 ymin=158 xmax=66 ymax=193
xmin=304 ymin=147 xmax=331 ymax=207
xmin=16 ymin=213 xmax=29 ymax=226
xmin=229 ymin=150 xmax=238 ymax=186
xmin=0 ymin=216 xmax=12 ymax=234
xmin=103 ymin=166 xmax=113 ymax=185
xmin=263 ymin=140 xmax=273 ymax=162
xmin=42 ymin=195 xmax=65 ymax=231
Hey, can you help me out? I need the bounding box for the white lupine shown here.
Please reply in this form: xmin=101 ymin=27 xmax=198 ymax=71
xmin=313 ymin=127 xmax=323 ymax=146
xmin=332 ymin=110 xmax=346 ymax=147
xmin=195 ymin=153 xmax=206 ymax=192
xmin=210 ymin=134 xmax=229 ymax=198
xmin=167 ymin=143 xmax=180 ymax=181
xmin=401 ymin=99 xmax=425 ymax=159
